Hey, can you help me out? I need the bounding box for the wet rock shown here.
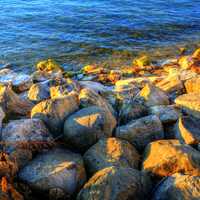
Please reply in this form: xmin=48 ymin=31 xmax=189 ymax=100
xmin=116 ymin=115 xmax=164 ymax=151
xmin=175 ymin=93 xmax=200 ymax=118
xmin=142 ymin=140 xmax=200 ymax=178
xmin=175 ymin=116 xmax=200 ymax=145
xmin=18 ymin=148 xmax=86 ymax=198
xmin=31 ymin=92 xmax=79 ymax=136
xmin=148 ymin=105 xmax=180 ymax=124
xmin=63 ymin=106 xmax=116 ymax=151
xmin=28 ymin=80 xmax=50 ymax=102
xmin=83 ymin=137 xmax=140 ymax=176
xmin=2 ymin=119 xmax=53 ymax=169
xmin=0 ymin=84 xmax=34 ymax=116
xmin=184 ymin=77 xmax=200 ymax=93
xmin=77 ymin=166 xmax=152 ymax=200
xmin=152 ymin=173 xmax=200 ymax=200
xmin=139 ymin=83 xmax=169 ymax=107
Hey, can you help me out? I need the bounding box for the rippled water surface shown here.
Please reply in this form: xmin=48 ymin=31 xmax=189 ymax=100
xmin=0 ymin=0 xmax=200 ymax=71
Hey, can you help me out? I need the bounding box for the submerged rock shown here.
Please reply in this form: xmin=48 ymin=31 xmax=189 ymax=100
xmin=83 ymin=137 xmax=140 ymax=176
xmin=77 ymin=166 xmax=152 ymax=200
xmin=116 ymin=115 xmax=164 ymax=151
xmin=63 ymin=106 xmax=116 ymax=151
xmin=31 ymin=92 xmax=79 ymax=136
xmin=18 ymin=148 xmax=86 ymax=199
xmin=152 ymin=173 xmax=200 ymax=200
xmin=142 ymin=140 xmax=200 ymax=178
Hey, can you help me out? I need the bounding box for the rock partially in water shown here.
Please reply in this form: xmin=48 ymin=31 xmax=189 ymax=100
xmin=18 ymin=148 xmax=86 ymax=199
xmin=31 ymin=92 xmax=79 ymax=137
xmin=116 ymin=115 xmax=164 ymax=151
xmin=77 ymin=166 xmax=152 ymax=200
xmin=148 ymin=105 xmax=180 ymax=124
xmin=184 ymin=77 xmax=200 ymax=93
xmin=63 ymin=106 xmax=116 ymax=151
xmin=151 ymin=173 xmax=200 ymax=200
xmin=175 ymin=116 xmax=200 ymax=145
xmin=142 ymin=140 xmax=200 ymax=178
xmin=175 ymin=93 xmax=200 ymax=119
xmin=83 ymin=137 xmax=140 ymax=176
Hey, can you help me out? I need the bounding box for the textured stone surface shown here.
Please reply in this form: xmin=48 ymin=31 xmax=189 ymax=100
xmin=184 ymin=77 xmax=200 ymax=93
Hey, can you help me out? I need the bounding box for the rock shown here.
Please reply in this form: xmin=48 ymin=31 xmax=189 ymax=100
xmin=175 ymin=116 xmax=200 ymax=145
xmin=83 ymin=138 xmax=140 ymax=176
xmin=64 ymin=106 xmax=116 ymax=151
xmin=77 ymin=166 xmax=152 ymax=200
xmin=139 ymin=83 xmax=169 ymax=107
xmin=192 ymin=48 xmax=200 ymax=60
xmin=31 ymin=92 xmax=79 ymax=136
xmin=132 ymin=55 xmax=151 ymax=68
xmin=178 ymin=55 xmax=194 ymax=70
xmin=175 ymin=93 xmax=200 ymax=118
xmin=28 ymin=80 xmax=50 ymax=102
xmin=0 ymin=107 xmax=5 ymax=131
xmin=184 ymin=77 xmax=200 ymax=93
xmin=2 ymin=119 xmax=53 ymax=169
xmin=151 ymin=173 xmax=200 ymax=200
xmin=18 ymin=148 xmax=86 ymax=198
xmin=0 ymin=84 xmax=34 ymax=116
xmin=116 ymin=115 xmax=164 ymax=151
xmin=148 ymin=105 xmax=180 ymax=124
xmin=142 ymin=140 xmax=200 ymax=178
xmin=0 ymin=68 xmax=33 ymax=92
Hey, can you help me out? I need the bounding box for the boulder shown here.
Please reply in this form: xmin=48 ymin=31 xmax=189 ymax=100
xmin=116 ymin=115 xmax=164 ymax=151
xmin=175 ymin=116 xmax=200 ymax=145
xmin=148 ymin=105 xmax=180 ymax=124
xmin=184 ymin=77 xmax=200 ymax=93
xmin=63 ymin=106 xmax=116 ymax=151
xmin=18 ymin=148 xmax=86 ymax=198
xmin=142 ymin=140 xmax=200 ymax=178
xmin=83 ymin=138 xmax=140 ymax=175
xmin=175 ymin=93 xmax=200 ymax=118
xmin=2 ymin=119 xmax=53 ymax=169
xmin=0 ymin=84 xmax=34 ymax=116
xmin=139 ymin=83 xmax=169 ymax=107
xmin=77 ymin=166 xmax=152 ymax=200
xmin=152 ymin=173 xmax=200 ymax=200
xmin=31 ymin=92 xmax=79 ymax=136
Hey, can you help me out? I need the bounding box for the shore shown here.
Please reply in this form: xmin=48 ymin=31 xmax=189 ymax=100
xmin=0 ymin=47 xmax=200 ymax=199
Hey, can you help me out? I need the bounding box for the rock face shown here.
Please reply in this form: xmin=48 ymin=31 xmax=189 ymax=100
xmin=31 ymin=92 xmax=79 ymax=136
xmin=83 ymin=138 xmax=140 ymax=175
xmin=148 ymin=105 xmax=180 ymax=124
xmin=184 ymin=77 xmax=200 ymax=93
xmin=175 ymin=116 xmax=200 ymax=144
xmin=116 ymin=115 xmax=164 ymax=151
xmin=152 ymin=173 xmax=200 ymax=200
xmin=2 ymin=119 xmax=53 ymax=168
xmin=175 ymin=93 xmax=200 ymax=118
xmin=63 ymin=106 xmax=116 ymax=151
xmin=77 ymin=166 xmax=152 ymax=200
xmin=18 ymin=148 xmax=86 ymax=199
xmin=142 ymin=140 xmax=200 ymax=178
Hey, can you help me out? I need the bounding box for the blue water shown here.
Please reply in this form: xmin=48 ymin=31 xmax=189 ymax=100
xmin=0 ymin=0 xmax=200 ymax=71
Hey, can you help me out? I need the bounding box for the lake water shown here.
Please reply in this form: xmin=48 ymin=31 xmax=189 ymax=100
xmin=0 ymin=0 xmax=200 ymax=72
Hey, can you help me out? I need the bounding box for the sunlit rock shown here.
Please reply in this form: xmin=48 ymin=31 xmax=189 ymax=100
xmin=192 ymin=48 xmax=200 ymax=60
xmin=116 ymin=115 xmax=164 ymax=151
xmin=18 ymin=148 xmax=86 ymax=199
xmin=178 ymin=55 xmax=194 ymax=70
xmin=132 ymin=55 xmax=151 ymax=68
xmin=77 ymin=166 xmax=152 ymax=200
xmin=184 ymin=77 xmax=200 ymax=93
xmin=64 ymin=106 xmax=116 ymax=151
xmin=142 ymin=140 xmax=200 ymax=178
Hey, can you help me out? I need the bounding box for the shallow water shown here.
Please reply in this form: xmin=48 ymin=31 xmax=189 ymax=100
xmin=0 ymin=0 xmax=200 ymax=71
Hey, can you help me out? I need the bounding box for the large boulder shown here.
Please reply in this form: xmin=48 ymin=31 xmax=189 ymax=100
xmin=139 ymin=83 xmax=169 ymax=107
xmin=184 ymin=77 xmax=200 ymax=93
xmin=175 ymin=116 xmax=200 ymax=145
xmin=116 ymin=115 xmax=164 ymax=151
xmin=18 ymin=148 xmax=86 ymax=199
xmin=63 ymin=106 xmax=116 ymax=151
xmin=77 ymin=166 xmax=152 ymax=200
xmin=175 ymin=93 xmax=200 ymax=118
xmin=152 ymin=173 xmax=200 ymax=200
xmin=83 ymin=138 xmax=140 ymax=175
xmin=31 ymin=92 xmax=79 ymax=136
xmin=142 ymin=140 xmax=200 ymax=178
xmin=2 ymin=119 xmax=53 ymax=169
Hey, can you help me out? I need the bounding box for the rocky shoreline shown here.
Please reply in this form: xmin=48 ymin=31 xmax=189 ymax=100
xmin=1 ymin=48 xmax=200 ymax=199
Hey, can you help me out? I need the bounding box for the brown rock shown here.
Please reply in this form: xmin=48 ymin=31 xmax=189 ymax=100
xmin=184 ymin=77 xmax=200 ymax=93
